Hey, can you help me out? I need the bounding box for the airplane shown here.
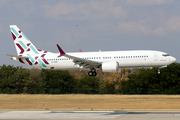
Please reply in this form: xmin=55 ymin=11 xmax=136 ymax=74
xmin=6 ymin=25 xmax=176 ymax=76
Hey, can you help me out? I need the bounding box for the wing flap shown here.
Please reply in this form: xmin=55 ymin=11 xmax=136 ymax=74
xmin=65 ymin=54 xmax=101 ymax=68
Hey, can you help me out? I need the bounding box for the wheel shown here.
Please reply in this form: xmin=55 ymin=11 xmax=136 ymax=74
xmin=88 ymin=71 xmax=93 ymax=76
xmin=92 ymin=71 xmax=97 ymax=76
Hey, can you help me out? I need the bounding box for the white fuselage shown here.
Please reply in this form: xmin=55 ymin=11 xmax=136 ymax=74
xmin=8 ymin=25 xmax=176 ymax=75
xmin=24 ymin=50 xmax=176 ymax=70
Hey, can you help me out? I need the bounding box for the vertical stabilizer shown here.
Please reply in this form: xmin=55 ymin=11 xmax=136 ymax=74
xmin=10 ymin=25 xmax=39 ymax=56
xmin=9 ymin=25 xmax=49 ymax=68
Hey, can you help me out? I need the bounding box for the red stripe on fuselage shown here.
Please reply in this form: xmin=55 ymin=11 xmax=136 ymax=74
xmin=42 ymin=59 xmax=49 ymax=64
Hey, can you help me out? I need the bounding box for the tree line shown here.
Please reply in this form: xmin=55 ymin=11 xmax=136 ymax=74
xmin=0 ymin=63 xmax=180 ymax=94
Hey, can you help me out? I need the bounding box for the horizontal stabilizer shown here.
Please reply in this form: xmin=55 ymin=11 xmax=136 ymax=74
xmin=5 ymin=54 xmax=29 ymax=59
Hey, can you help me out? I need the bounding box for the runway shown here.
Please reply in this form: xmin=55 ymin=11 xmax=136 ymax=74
xmin=1 ymin=111 xmax=180 ymax=120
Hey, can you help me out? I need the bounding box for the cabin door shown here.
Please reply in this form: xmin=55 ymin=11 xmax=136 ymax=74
xmin=154 ymin=52 xmax=158 ymax=61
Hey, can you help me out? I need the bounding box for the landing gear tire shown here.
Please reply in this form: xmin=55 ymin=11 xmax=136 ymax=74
xmin=158 ymin=69 xmax=160 ymax=74
xmin=88 ymin=71 xmax=93 ymax=76
xmin=92 ymin=71 xmax=97 ymax=76
xmin=88 ymin=71 xmax=97 ymax=76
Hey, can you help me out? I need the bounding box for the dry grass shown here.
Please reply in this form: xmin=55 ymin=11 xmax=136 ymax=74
xmin=0 ymin=94 xmax=180 ymax=111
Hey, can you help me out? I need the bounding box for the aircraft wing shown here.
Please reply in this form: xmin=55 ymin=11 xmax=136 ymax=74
xmin=5 ymin=54 xmax=29 ymax=59
xmin=65 ymin=54 xmax=101 ymax=68
xmin=57 ymin=44 xmax=101 ymax=69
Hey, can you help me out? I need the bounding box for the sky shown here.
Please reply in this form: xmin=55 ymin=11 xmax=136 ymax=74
xmin=0 ymin=0 xmax=180 ymax=68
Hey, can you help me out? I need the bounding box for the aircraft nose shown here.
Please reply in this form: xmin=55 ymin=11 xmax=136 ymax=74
xmin=171 ymin=57 xmax=176 ymax=63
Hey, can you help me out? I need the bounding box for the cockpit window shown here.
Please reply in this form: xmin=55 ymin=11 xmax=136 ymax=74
xmin=162 ymin=54 xmax=169 ymax=57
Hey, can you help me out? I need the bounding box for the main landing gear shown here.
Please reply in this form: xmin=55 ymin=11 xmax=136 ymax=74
xmin=88 ymin=69 xmax=97 ymax=76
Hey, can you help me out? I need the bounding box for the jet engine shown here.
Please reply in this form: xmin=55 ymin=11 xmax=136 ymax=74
xmin=101 ymin=61 xmax=119 ymax=72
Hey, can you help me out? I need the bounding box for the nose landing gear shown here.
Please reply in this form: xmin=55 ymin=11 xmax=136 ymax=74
xmin=158 ymin=69 xmax=160 ymax=74
xmin=158 ymin=65 xmax=167 ymax=74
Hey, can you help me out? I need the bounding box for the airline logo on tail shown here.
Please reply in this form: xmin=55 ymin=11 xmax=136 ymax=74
xmin=10 ymin=25 xmax=38 ymax=55
xmin=9 ymin=25 xmax=49 ymax=68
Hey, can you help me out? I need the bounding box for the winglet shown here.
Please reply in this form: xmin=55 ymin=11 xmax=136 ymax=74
xmin=79 ymin=49 xmax=82 ymax=52
xmin=57 ymin=44 xmax=65 ymax=57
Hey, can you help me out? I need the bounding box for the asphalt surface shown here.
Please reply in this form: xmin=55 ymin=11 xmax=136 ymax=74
xmin=1 ymin=111 xmax=180 ymax=120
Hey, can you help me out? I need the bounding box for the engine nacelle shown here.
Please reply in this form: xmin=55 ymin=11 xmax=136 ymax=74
xmin=101 ymin=61 xmax=119 ymax=72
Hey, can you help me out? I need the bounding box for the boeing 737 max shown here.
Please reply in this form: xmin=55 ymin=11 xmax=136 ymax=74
xmin=6 ymin=25 xmax=176 ymax=76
